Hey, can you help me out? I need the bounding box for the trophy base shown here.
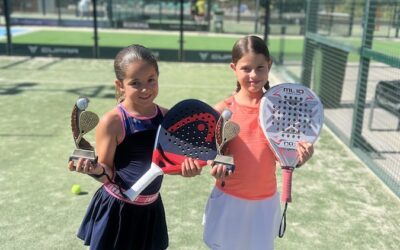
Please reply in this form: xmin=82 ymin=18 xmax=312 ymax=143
xmin=69 ymin=148 xmax=98 ymax=166
xmin=213 ymin=154 xmax=235 ymax=173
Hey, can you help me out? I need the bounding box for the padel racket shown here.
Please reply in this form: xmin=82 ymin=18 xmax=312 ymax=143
xmin=259 ymin=83 xmax=324 ymax=236
xmin=124 ymin=99 xmax=219 ymax=200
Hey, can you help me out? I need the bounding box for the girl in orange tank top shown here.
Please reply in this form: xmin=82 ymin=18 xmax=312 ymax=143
xmin=203 ymin=36 xmax=314 ymax=250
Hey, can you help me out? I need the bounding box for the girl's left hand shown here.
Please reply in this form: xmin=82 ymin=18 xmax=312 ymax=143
xmin=296 ymin=141 xmax=314 ymax=167
xmin=181 ymin=158 xmax=202 ymax=177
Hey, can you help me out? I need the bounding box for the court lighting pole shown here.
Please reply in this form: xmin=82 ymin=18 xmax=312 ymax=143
xmin=179 ymin=0 xmax=184 ymax=61
xmin=236 ymin=0 xmax=241 ymax=22
xmin=263 ymin=0 xmax=270 ymax=44
xmin=3 ymin=0 xmax=11 ymax=55
xmin=41 ymin=0 xmax=46 ymax=15
xmin=348 ymin=0 xmax=356 ymax=36
xmin=56 ymin=0 xmax=61 ymax=25
xmin=254 ymin=0 xmax=260 ymax=33
xmin=92 ymin=0 xmax=99 ymax=58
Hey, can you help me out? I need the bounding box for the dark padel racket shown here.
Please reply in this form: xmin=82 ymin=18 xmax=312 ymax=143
xmin=259 ymin=83 xmax=324 ymax=236
xmin=124 ymin=99 xmax=219 ymax=200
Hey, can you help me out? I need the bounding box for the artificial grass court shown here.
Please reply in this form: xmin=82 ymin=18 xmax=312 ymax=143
xmin=0 ymin=56 xmax=399 ymax=250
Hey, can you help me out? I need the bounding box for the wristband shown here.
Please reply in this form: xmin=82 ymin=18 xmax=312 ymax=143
xmin=88 ymin=166 xmax=106 ymax=178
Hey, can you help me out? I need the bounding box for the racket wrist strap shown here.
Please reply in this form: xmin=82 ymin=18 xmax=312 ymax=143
xmin=279 ymin=202 xmax=288 ymax=238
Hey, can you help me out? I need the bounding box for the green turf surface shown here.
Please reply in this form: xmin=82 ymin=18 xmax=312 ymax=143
xmin=0 ymin=56 xmax=399 ymax=249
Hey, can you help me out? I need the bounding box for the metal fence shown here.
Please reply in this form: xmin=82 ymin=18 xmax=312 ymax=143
xmin=298 ymin=0 xmax=400 ymax=197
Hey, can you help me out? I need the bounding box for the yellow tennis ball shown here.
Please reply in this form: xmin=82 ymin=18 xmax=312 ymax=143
xmin=71 ymin=184 xmax=81 ymax=195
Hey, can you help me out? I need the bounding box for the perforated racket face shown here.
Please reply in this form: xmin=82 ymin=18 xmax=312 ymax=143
xmin=157 ymin=99 xmax=219 ymax=164
xmin=260 ymin=83 xmax=324 ymax=167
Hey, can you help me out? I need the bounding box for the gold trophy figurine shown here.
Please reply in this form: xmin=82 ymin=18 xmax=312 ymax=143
xmin=213 ymin=109 xmax=240 ymax=173
xmin=69 ymin=97 xmax=99 ymax=166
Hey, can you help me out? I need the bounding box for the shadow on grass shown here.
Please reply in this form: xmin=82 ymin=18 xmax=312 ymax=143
xmin=76 ymin=191 xmax=89 ymax=196
xmin=0 ymin=82 xmax=37 ymax=95
xmin=0 ymin=82 xmax=115 ymax=99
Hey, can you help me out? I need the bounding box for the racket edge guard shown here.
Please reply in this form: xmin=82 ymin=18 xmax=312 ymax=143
xmin=123 ymin=163 xmax=164 ymax=201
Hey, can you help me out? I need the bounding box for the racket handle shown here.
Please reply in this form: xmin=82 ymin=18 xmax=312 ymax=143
xmin=123 ymin=163 xmax=164 ymax=201
xmin=281 ymin=168 xmax=293 ymax=203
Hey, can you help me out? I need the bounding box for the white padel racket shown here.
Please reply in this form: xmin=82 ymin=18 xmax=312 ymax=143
xmin=259 ymin=83 xmax=324 ymax=237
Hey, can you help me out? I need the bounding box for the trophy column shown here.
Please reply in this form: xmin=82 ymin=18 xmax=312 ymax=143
xmin=69 ymin=97 xmax=99 ymax=166
xmin=213 ymin=109 xmax=240 ymax=172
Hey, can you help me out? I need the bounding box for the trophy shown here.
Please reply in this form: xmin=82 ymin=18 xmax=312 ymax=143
xmin=69 ymin=97 xmax=99 ymax=166
xmin=213 ymin=109 xmax=240 ymax=173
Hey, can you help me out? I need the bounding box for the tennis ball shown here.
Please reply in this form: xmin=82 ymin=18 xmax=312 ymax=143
xmin=76 ymin=97 xmax=89 ymax=110
xmin=71 ymin=184 xmax=81 ymax=195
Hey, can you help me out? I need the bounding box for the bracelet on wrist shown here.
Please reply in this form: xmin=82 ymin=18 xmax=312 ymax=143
xmin=88 ymin=166 xmax=106 ymax=178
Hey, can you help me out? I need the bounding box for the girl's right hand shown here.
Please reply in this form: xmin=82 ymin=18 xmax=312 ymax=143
xmin=68 ymin=158 xmax=102 ymax=176
xmin=181 ymin=157 xmax=202 ymax=177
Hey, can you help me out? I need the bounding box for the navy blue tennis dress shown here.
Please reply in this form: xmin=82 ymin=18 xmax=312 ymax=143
xmin=77 ymin=104 xmax=168 ymax=250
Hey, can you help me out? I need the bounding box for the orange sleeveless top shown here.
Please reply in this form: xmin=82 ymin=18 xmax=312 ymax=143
xmin=216 ymin=96 xmax=277 ymax=200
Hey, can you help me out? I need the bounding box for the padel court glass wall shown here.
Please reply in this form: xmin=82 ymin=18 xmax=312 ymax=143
xmin=296 ymin=0 xmax=399 ymax=197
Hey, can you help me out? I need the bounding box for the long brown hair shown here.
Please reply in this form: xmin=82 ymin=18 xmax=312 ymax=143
xmin=231 ymin=36 xmax=271 ymax=92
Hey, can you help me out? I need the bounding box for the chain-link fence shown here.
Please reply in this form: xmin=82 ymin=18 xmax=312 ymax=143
xmin=299 ymin=0 xmax=399 ymax=197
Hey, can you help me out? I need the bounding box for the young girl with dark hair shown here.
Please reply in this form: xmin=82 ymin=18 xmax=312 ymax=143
xmin=68 ymin=44 xmax=201 ymax=250
xmin=203 ymin=36 xmax=314 ymax=250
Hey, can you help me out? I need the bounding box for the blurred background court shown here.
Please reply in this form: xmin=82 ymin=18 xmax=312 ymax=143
xmin=0 ymin=0 xmax=399 ymax=249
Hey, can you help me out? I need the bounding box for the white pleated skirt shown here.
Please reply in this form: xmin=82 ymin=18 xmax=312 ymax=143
xmin=203 ymin=187 xmax=281 ymax=250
